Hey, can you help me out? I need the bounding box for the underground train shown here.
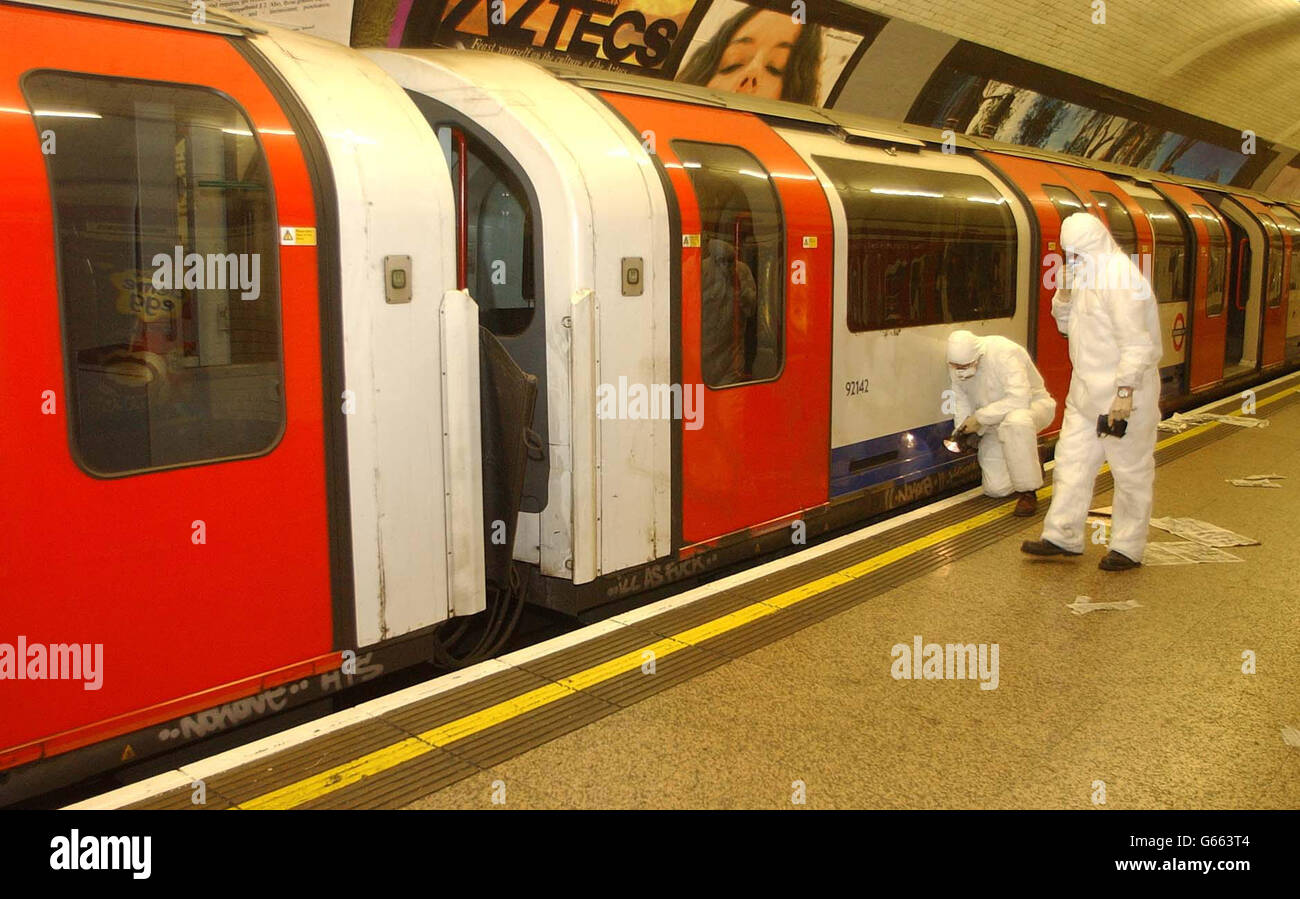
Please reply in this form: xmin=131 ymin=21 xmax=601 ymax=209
xmin=2 ymin=0 xmax=1297 ymax=802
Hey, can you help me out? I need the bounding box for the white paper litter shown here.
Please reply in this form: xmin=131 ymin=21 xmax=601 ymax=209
xmin=1282 ymin=726 xmax=1300 ymax=750
xmin=1140 ymin=541 xmax=1244 ymax=565
xmin=1157 ymin=411 xmax=1269 ymax=433
xmin=1228 ymin=479 xmax=1282 ymax=488
xmin=1147 ymin=517 xmax=1259 ymax=547
xmin=1067 ymin=595 xmax=1141 ymax=615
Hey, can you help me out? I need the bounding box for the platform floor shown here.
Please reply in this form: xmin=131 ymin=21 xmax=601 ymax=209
xmin=406 ymin=391 xmax=1300 ymax=810
xmin=78 ymin=377 xmax=1300 ymax=811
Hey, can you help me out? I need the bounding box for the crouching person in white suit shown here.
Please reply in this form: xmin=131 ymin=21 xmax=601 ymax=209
xmin=946 ymin=330 xmax=1056 ymax=517
xmin=1021 ymin=212 xmax=1162 ymax=571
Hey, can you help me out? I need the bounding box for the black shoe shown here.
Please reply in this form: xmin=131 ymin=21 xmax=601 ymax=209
xmin=1020 ymin=539 xmax=1082 ymax=557
xmin=1012 ymin=491 xmax=1038 ymax=517
xmin=1098 ymin=550 xmax=1141 ymax=571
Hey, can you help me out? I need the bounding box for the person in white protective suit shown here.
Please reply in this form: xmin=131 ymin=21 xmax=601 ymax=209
xmin=945 ymin=330 xmax=1056 ymax=516
xmin=1021 ymin=212 xmax=1162 ymax=570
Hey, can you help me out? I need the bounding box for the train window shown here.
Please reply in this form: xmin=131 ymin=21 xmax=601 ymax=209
xmin=24 ymin=72 xmax=284 ymax=476
xmin=1091 ymin=191 xmax=1138 ymax=256
xmin=1194 ymin=204 xmax=1227 ymax=317
xmin=673 ymin=141 xmax=785 ymax=388
xmin=814 ymin=156 xmax=1017 ymax=331
xmin=437 ymin=125 xmax=537 ymax=336
xmin=1258 ymin=214 xmax=1285 ymax=309
xmin=1270 ymin=206 xmax=1300 ymax=309
xmin=1043 ymin=185 xmax=1085 ymax=224
xmin=1135 ymin=196 xmax=1190 ymax=304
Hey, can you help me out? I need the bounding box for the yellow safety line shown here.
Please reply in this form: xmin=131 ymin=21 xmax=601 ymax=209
xmin=235 ymin=382 xmax=1300 ymax=809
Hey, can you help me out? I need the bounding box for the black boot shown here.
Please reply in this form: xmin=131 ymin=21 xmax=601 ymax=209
xmin=1098 ymin=550 xmax=1141 ymax=571
xmin=1013 ymin=491 xmax=1038 ymax=517
xmin=1020 ymin=539 xmax=1082 ymax=557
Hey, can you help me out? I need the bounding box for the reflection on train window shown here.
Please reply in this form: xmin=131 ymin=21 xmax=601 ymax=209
xmin=1135 ymin=196 xmax=1189 ymax=304
xmin=673 ymin=141 xmax=785 ymax=388
xmin=1270 ymin=206 xmax=1300 ymax=310
xmin=1258 ymin=214 xmax=1285 ymax=309
xmin=815 ymin=157 xmax=1017 ymax=332
xmin=24 ymin=72 xmax=284 ymax=476
xmin=1194 ymin=204 xmax=1227 ymax=317
xmin=1043 ymin=185 xmax=1084 ymax=224
xmin=437 ymin=125 xmax=537 ymax=336
xmin=1091 ymin=191 xmax=1137 ymax=255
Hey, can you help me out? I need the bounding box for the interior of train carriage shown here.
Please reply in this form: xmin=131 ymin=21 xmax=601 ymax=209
xmin=1206 ymin=194 xmax=1275 ymax=377
xmin=1273 ymin=204 xmax=1300 ymax=357
xmin=422 ymin=103 xmax=551 ymax=517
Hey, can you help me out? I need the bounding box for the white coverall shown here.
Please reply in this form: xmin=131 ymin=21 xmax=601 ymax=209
xmin=1040 ymin=212 xmax=1163 ymax=560
xmin=948 ymin=332 xmax=1056 ymax=497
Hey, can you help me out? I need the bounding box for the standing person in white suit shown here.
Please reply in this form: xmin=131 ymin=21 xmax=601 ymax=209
xmin=1022 ymin=212 xmax=1163 ymax=570
xmin=945 ymin=330 xmax=1056 ymax=516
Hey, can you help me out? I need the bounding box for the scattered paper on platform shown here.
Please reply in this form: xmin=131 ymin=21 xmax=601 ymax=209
xmin=1140 ymin=541 xmax=1243 ymax=565
xmin=1157 ymin=411 xmax=1269 ymax=433
xmin=1147 ymin=517 xmax=1259 ymax=547
xmin=1282 ymin=726 xmax=1300 ymax=750
xmin=1067 ymin=595 xmax=1140 ymax=615
xmin=1228 ymin=478 xmax=1282 ymax=488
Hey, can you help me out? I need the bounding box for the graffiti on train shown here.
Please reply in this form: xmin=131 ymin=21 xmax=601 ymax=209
xmin=157 ymin=653 xmax=383 ymax=742
xmin=607 ymin=551 xmax=720 ymax=599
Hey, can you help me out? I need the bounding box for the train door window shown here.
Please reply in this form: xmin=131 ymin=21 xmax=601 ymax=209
xmin=1258 ymin=213 xmax=1285 ymax=309
xmin=24 ymin=72 xmax=284 ymax=476
xmin=436 ymin=124 xmax=537 ymax=335
xmin=673 ymin=141 xmax=784 ymax=388
xmin=1270 ymin=206 xmax=1300 ymax=309
xmin=814 ymin=156 xmax=1017 ymax=331
xmin=1194 ymin=204 xmax=1227 ymax=317
xmin=1043 ymin=185 xmax=1085 ymax=223
xmin=1091 ymin=191 xmax=1138 ymax=256
xmin=1135 ymin=196 xmax=1190 ymax=304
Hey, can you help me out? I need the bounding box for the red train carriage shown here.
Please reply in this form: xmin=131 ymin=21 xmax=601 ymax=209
xmin=3 ymin=0 xmax=1298 ymax=803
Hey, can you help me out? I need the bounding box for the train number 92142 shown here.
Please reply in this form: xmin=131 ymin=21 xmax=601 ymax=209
xmin=845 ymin=378 xmax=871 ymax=397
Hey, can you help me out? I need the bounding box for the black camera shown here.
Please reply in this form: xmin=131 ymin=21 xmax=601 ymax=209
xmin=1096 ymin=415 xmax=1128 ymax=438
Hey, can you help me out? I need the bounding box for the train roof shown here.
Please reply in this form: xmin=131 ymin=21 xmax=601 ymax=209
xmin=5 ymin=0 xmax=263 ymax=36
xmin=541 ymin=57 xmax=1273 ymax=203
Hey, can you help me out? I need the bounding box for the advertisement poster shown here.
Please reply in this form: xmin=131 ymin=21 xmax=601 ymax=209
xmin=393 ymin=0 xmax=704 ymax=74
xmin=925 ymin=74 xmax=1250 ymax=183
xmin=214 ymin=0 xmax=356 ymax=45
xmin=671 ymin=1 xmax=866 ymax=107
xmin=387 ymin=0 xmax=882 ymax=95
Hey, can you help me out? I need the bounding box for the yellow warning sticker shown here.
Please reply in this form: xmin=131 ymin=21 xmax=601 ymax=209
xmin=803 ymin=236 xmax=818 ymax=249
xmin=682 ymin=234 xmax=701 ymax=248
xmin=280 ymin=227 xmax=317 ymax=246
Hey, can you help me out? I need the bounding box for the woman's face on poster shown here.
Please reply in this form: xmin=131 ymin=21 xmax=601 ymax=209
xmin=707 ymin=10 xmax=802 ymax=99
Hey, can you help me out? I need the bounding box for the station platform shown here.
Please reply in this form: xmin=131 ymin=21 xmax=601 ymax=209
xmin=74 ymin=373 xmax=1300 ymax=810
